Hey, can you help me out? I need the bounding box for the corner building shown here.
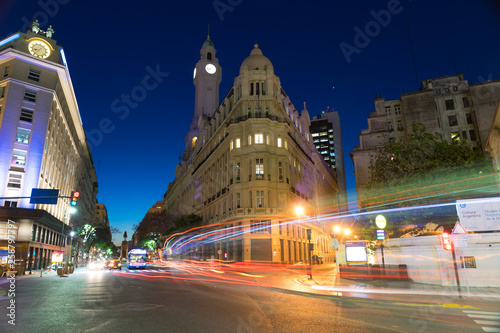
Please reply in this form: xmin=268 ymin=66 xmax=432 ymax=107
xmin=0 ymin=27 xmax=98 ymax=270
xmin=163 ymin=37 xmax=340 ymax=263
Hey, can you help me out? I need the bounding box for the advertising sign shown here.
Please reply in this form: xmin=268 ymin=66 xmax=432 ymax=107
xmin=456 ymin=197 xmax=500 ymax=232
xmin=345 ymin=241 xmax=368 ymax=263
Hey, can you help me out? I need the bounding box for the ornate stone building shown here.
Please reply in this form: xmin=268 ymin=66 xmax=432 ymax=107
xmin=163 ymin=37 xmax=340 ymax=263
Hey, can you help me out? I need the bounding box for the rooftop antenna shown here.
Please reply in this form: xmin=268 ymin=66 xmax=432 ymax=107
xmin=405 ymin=12 xmax=419 ymax=90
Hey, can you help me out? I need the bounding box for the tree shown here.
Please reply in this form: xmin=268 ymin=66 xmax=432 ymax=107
xmin=361 ymin=122 xmax=495 ymax=229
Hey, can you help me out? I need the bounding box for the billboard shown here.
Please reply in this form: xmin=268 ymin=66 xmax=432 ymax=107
xmin=456 ymin=197 xmax=500 ymax=232
xmin=345 ymin=241 xmax=368 ymax=263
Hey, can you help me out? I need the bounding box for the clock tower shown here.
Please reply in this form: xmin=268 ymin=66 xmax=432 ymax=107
xmin=184 ymin=34 xmax=222 ymax=155
xmin=192 ymin=34 xmax=222 ymax=127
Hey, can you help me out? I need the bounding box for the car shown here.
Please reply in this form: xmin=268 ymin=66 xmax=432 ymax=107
xmin=108 ymin=259 xmax=122 ymax=270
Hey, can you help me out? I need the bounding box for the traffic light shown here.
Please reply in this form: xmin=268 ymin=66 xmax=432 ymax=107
xmin=440 ymin=233 xmax=452 ymax=251
xmin=70 ymin=191 xmax=80 ymax=206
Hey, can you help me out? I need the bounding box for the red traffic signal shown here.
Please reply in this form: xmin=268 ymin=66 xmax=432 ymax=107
xmin=70 ymin=191 xmax=80 ymax=206
xmin=440 ymin=233 xmax=452 ymax=251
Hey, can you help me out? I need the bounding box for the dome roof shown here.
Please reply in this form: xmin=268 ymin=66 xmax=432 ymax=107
xmin=239 ymin=44 xmax=274 ymax=73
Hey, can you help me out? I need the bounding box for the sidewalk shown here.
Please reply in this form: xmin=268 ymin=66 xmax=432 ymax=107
xmin=286 ymin=263 xmax=500 ymax=301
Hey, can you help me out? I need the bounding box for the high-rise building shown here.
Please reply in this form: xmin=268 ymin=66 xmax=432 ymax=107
xmin=0 ymin=24 xmax=98 ymax=271
xmin=163 ymin=37 xmax=340 ymax=263
xmin=351 ymin=74 xmax=500 ymax=204
xmin=310 ymin=108 xmax=347 ymax=210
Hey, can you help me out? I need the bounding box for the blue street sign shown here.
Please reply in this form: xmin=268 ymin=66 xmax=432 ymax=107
xmin=376 ymin=229 xmax=385 ymax=240
xmin=30 ymin=188 xmax=59 ymax=204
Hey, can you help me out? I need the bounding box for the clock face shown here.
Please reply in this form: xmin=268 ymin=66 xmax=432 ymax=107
xmin=205 ymin=64 xmax=216 ymax=74
xmin=193 ymin=67 xmax=197 ymax=79
xmin=28 ymin=40 xmax=50 ymax=59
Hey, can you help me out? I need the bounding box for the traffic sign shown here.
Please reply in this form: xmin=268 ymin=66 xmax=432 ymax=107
xmin=330 ymin=239 xmax=339 ymax=250
xmin=30 ymin=188 xmax=59 ymax=204
xmin=452 ymin=222 xmax=467 ymax=234
xmin=452 ymin=234 xmax=469 ymax=248
xmin=376 ymin=229 xmax=385 ymax=240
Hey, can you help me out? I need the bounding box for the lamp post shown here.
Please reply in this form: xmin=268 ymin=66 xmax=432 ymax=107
xmin=69 ymin=231 xmax=75 ymax=264
xmin=295 ymin=205 xmax=312 ymax=280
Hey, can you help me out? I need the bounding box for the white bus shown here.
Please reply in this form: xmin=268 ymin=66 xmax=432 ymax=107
xmin=127 ymin=249 xmax=147 ymax=269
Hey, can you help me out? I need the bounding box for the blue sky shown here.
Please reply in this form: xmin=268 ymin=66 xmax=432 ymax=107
xmin=1 ymin=0 xmax=499 ymax=244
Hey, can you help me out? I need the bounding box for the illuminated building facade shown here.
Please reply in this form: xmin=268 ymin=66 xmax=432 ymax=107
xmin=351 ymin=74 xmax=500 ymax=204
xmin=0 ymin=26 xmax=98 ymax=270
xmin=163 ymin=37 xmax=340 ymax=263
xmin=310 ymin=109 xmax=347 ymax=210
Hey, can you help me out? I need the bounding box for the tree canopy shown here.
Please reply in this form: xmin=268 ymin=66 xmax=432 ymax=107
xmin=360 ymin=122 xmax=497 ymax=228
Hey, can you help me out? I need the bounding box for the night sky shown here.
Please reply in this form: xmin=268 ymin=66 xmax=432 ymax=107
xmin=1 ymin=0 xmax=499 ymax=244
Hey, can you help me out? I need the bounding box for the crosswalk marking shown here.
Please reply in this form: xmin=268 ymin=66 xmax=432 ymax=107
xmin=464 ymin=311 xmax=500 ymax=315
xmin=463 ymin=310 xmax=500 ymax=333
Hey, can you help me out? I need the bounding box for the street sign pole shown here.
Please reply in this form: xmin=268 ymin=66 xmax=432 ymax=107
xmin=451 ymin=241 xmax=462 ymax=298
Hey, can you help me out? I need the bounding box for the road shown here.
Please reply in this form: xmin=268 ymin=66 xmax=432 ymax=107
xmin=0 ymin=261 xmax=499 ymax=332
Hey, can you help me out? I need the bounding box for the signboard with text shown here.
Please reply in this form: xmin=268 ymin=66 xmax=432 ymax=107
xmin=456 ymin=197 xmax=500 ymax=232
xmin=345 ymin=241 xmax=368 ymax=263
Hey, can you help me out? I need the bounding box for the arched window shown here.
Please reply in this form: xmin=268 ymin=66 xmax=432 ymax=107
xmin=192 ymin=137 xmax=197 ymax=149
xmin=256 ymin=82 xmax=260 ymax=95
xmin=250 ymin=82 xmax=254 ymax=96
xmin=207 ymin=52 xmax=212 ymax=60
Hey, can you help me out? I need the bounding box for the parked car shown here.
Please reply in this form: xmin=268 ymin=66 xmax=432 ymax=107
xmin=312 ymin=255 xmax=324 ymax=264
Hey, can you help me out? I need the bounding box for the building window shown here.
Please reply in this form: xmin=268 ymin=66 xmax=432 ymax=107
xmin=250 ymin=83 xmax=253 ymax=96
xmin=0 ymin=86 xmax=5 ymax=98
xmin=256 ymin=158 xmax=264 ymax=179
xmin=256 ymin=82 xmax=260 ymax=95
xmin=469 ymin=130 xmax=476 ymax=141
xmin=236 ymin=192 xmax=241 ymax=208
xmin=445 ymin=99 xmax=455 ymax=110
xmin=256 ymin=190 xmax=264 ymax=208
xmin=207 ymin=52 xmax=212 ymax=60
xmin=278 ymin=162 xmax=283 ymax=182
xmin=249 ymin=191 xmax=252 ymax=208
xmin=4 ymin=201 xmax=18 ymax=208
xmin=230 ymin=139 xmax=234 ymax=150
xmin=394 ymin=105 xmax=401 ymax=114
xmin=28 ymin=68 xmax=41 ymax=82
xmin=2 ymin=66 xmax=9 ymax=78
xmin=266 ymin=134 xmax=270 ymax=145
xmin=16 ymin=128 xmax=30 ymax=143
xmin=453 ymin=86 xmax=458 ymax=92
xmin=444 ymin=88 xmax=450 ymax=93
xmin=462 ymin=97 xmax=469 ymax=108
xmin=387 ymin=121 xmax=393 ymax=131
xmin=24 ymin=89 xmax=37 ymax=102
xmin=279 ymin=193 xmax=284 ymax=208
xmin=236 ymin=162 xmax=241 ymax=182
xmin=20 ymin=108 xmax=34 ymax=122
xmin=448 ymin=115 xmax=458 ymax=126
xmin=11 ymin=149 xmax=27 ymax=165
xmin=255 ymin=133 xmax=263 ymax=144
xmin=397 ymin=120 xmax=403 ymax=131
xmin=248 ymin=134 xmax=252 ymax=145
xmin=250 ymin=220 xmax=271 ymax=234
xmin=451 ymin=132 xmax=460 ymax=142
xmin=236 ymin=138 xmax=241 ymax=148
xmin=460 ymin=256 xmax=476 ymax=269
xmin=284 ymin=139 xmax=288 ymax=150
xmin=466 ymin=113 xmax=472 ymax=124
xmin=277 ymin=137 xmax=282 ymax=147
xmin=7 ymin=173 xmax=22 ymax=188
xmin=385 ymin=106 xmax=391 ymax=115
